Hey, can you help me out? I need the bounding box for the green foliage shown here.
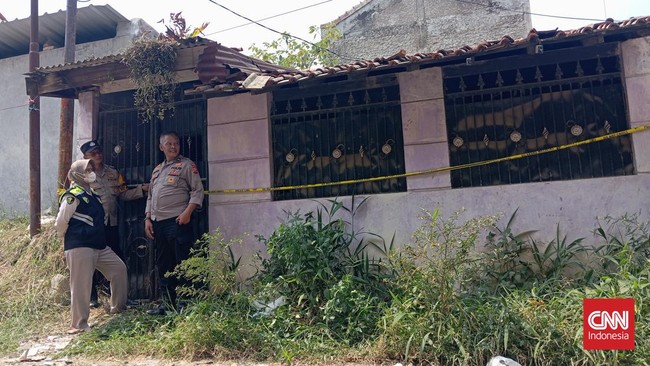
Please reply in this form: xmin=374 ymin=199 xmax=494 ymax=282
xmin=378 ymin=208 xmax=500 ymax=364
xmin=377 ymin=210 xmax=650 ymax=365
xmin=254 ymin=197 xmax=392 ymax=347
xmin=160 ymin=11 xmax=209 ymax=41
xmin=249 ymin=23 xmax=342 ymax=69
xmin=0 ymin=221 xmax=67 ymax=355
xmin=3 ymin=211 xmax=650 ymax=365
xmin=121 ymin=12 xmax=209 ymax=123
xmin=592 ymin=212 xmax=650 ymax=277
xmin=122 ymin=38 xmax=177 ymax=122
xmin=169 ymin=229 xmax=242 ymax=300
xmin=321 ymin=274 xmax=381 ymax=344
xmin=480 ymin=209 xmax=588 ymax=294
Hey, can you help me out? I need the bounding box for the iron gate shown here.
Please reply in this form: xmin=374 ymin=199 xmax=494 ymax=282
xmin=99 ymin=91 xmax=208 ymax=300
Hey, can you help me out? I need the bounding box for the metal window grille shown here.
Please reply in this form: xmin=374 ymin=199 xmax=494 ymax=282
xmin=99 ymin=89 xmax=209 ymax=300
xmin=444 ymin=53 xmax=633 ymax=188
xmin=271 ymin=82 xmax=407 ymax=200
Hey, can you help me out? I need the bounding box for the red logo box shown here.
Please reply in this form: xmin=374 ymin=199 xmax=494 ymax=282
xmin=583 ymin=298 xmax=635 ymax=350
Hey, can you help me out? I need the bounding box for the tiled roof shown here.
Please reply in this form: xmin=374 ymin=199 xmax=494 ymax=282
xmin=188 ymin=16 xmax=650 ymax=96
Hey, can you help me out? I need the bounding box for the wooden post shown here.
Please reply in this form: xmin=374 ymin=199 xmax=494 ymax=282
xmin=57 ymin=0 xmax=77 ymax=197
xmin=29 ymin=0 xmax=41 ymax=237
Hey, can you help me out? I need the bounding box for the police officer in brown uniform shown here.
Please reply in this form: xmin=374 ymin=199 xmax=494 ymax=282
xmin=144 ymin=131 xmax=204 ymax=315
xmin=80 ymin=140 xmax=149 ymax=307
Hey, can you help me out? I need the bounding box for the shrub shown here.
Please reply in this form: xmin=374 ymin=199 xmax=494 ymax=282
xmin=170 ymin=228 xmax=242 ymax=300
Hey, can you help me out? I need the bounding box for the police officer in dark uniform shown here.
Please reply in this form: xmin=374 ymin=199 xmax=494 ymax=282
xmin=80 ymin=140 xmax=149 ymax=307
xmin=144 ymin=131 xmax=204 ymax=315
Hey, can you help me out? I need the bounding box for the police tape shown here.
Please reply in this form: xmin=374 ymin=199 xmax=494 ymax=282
xmin=207 ymin=125 xmax=649 ymax=194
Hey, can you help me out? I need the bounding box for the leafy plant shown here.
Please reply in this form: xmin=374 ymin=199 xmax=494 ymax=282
xmin=481 ymin=209 xmax=538 ymax=291
xmin=170 ymin=229 xmax=242 ymax=300
xmin=122 ymin=37 xmax=177 ymax=122
xmin=480 ymin=209 xmax=588 ymax=294
xmin=120 ymin=12 xmax=210 ymax=122
xmin=160 ymin=11 xmax=209 ymax=41
xmin=249 ymin=23 xmax=342 ymax=69
xmin=592 ymin=212 xmax=650 ymax=277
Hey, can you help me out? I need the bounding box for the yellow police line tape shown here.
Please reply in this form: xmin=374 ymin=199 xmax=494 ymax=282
xmin=207 ymin=125 xmax=649 ymax=194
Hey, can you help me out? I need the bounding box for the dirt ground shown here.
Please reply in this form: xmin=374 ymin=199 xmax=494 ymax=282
xmin=0 ymin=326 xmax=386 ymax=366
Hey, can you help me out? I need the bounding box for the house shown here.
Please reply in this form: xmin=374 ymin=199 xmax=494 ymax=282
xmin=0 ymin=5 xmax=155 ymax=216
xmin=325 ymin=0 xmax=532 ymax=59
xmin=26 ymin=16 xmax=650 ymax=288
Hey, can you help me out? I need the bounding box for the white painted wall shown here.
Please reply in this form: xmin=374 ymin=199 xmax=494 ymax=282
xmin=0 ymin=19 xmax=154 ymax=217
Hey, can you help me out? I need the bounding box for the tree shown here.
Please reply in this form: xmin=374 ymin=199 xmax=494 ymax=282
xmin=249 ymin=23 xmax=342 ymax=69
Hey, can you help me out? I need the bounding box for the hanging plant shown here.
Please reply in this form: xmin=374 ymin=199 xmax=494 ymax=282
xmin=122 ymin=38 xmax=178 ymax=122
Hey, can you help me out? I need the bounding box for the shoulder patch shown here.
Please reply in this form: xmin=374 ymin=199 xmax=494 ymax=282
xmin=191 ymin=164 xmax=199 ymax=174
xmin=70 ymin=186 xmax=85 ymax=196
xmin=66 ymin=195 xmax=75 ymax=205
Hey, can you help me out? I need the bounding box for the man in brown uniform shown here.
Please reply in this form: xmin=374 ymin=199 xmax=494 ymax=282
xmin=81 ymin=140 xmax=149 ymax=307
xmin=144 ymin=131 xmax=204 ymax=315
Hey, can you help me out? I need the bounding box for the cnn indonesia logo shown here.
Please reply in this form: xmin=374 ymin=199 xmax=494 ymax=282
xmin=583 ymin=298 xmax=635 ymax=350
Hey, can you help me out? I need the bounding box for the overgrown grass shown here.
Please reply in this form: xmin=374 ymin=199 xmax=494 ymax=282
xmin=0 ymin=218 xmax=69 ymax=354
xmin=1 ymin=207 xmax=648 ymax=365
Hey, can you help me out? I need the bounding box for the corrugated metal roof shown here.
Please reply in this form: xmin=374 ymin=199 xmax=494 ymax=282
xmin=34 ymin=37 xmax=213 ymax=73
xmin=0 ymin=5 xmax=128 ymax=59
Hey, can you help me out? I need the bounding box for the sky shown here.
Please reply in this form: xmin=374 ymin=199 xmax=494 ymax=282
xmin=3 ymin=0 xmax=650 ymax=53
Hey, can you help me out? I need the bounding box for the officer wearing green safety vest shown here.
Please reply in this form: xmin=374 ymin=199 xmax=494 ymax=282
xmin=55 ymin=159 xmax=127 ymax=334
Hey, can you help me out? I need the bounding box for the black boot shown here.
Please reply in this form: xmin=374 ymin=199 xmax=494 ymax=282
xmin=89 ymin=286 xmax=100 ymax=308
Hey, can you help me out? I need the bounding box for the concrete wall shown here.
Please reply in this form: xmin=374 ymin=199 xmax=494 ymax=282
xmin=208 ymin=37 xmax=650 ymax=275
xmin=0 ymin=19 xmax=154 ymax=217
xmin=329 ymin=0 xmax=532 ymax=60
xmin=622 ymin=36 xmax=650 ymax=174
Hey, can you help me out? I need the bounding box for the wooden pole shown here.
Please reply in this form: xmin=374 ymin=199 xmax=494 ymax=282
xmin=29 ymin=0 xmax=41 ymax=237
xmin=57 ymin=0 xmax=77 ymax=197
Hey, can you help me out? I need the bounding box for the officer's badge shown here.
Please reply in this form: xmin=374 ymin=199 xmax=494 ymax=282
xmin=191 ymin=164 xmax=199 ymax=174
xmin=82 ymin=197 xmax=89 ymax=203
xmin=66 ymin=196 xmax=75 ymax=205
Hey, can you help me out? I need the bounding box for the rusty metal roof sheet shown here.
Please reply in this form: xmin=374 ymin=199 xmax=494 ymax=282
xmin=34 ymin=37 xmax=213 ymax=73
xmin=0 ymin=5 xmax=129 ymax=60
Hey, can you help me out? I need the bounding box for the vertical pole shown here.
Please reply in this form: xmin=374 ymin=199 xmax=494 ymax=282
xmin=58 ymin=0 xmax=77 ymax=197
xmin=29 ymin=0 xmax=41 ymax=237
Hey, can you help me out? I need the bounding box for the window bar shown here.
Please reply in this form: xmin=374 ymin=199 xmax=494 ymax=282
xmin=548 ymin=84 xmax=562 ymax=181
xmin=588 ymin=78 xmax=605 ymax=177
xmin=503 ymin=88 xmax=514 ymax=184
xmin=531 ymin=85 xmax=544 ymax=182
xmin=473 ymin=93 xmax=485 ymax=186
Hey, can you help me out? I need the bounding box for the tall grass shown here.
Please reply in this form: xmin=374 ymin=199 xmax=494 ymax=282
xmin=0 ymin=219 xmax=69 ymax=354
xmin=1 ymin=207 xmax=648 ymax=365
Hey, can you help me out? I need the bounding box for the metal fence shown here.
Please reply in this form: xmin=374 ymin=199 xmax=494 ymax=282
xmin=99 ymin=91 xmax=208 ymax=300
xmin=444 ymin=51 xmax=633 ymax=188
xmin=271 ymin=80 xmax=407 ymax=200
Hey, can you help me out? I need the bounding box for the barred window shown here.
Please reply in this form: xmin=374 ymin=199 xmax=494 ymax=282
xmin=271 ymin=79 xmax=407 ymax=200
xmin=444 ymin=51 xmax=632 ymax=188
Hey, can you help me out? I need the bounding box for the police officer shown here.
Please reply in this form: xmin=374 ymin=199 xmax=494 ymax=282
xmin=55 ymin=159 xmax=127 ymax=334
xmin=80 ymin=140 xmax=149 ymax=307
xmin=144 ymin=131 xmax=204 ymax=315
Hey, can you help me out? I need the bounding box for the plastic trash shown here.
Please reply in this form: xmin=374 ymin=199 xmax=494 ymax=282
xmin=486 ymin=356 xmax=522 ymax=366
